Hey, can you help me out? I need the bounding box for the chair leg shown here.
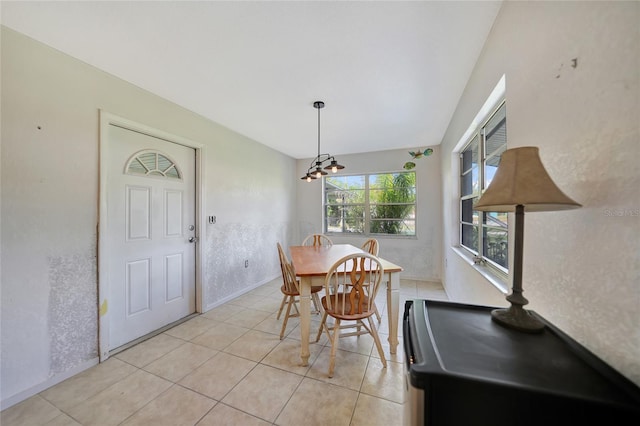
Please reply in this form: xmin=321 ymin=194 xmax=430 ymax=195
xmin=280 ymin=296 xmax=295 ymax=340
xmin=312 ymin=293 xmax=322 ymax=314
xmin=276 ymin=294 xmax=287 ymax=320
xmin=374 ymin=306 xmax=381 ymax=322
xmin=328 ymin=318 xmax=341 ymax=378
xmin=315 ymin=311 xmax=328 ymax=342
xmin=368 ymin=316 xmax=387 ymax=368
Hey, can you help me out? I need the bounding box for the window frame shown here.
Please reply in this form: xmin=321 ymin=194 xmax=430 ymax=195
xmin=458 ymin=100 xmax=509 ymax=277
xmin=323 ymin=171 xmax=417 ymax=237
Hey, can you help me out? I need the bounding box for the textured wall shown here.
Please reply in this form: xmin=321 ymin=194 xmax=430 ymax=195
xmin=202 ymin=137 xmax=297 ymax=308
xmin=204 ymin=222 xmax=294 ymax=307
xmin=440 ymin=1 xmax=639 ymax=385
xmin=1 ymin=27 xmax=296 ymax=407
xmin=48 ymin=251 xmax=98 ymax=374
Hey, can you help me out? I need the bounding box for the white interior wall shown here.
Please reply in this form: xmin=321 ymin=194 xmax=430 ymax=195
xmin=296 ymin=147 xmax=442 ymax=282
xmin=440 ymin=1 xmax=639 ymax=385
xmin=2 ymin=0 xmax=638 ymax=409
xmin=0 ymin=27 xmax=297 ymax=407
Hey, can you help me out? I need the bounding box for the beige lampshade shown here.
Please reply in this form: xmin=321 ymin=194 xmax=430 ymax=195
xmin=475 ymin=147 xmax=581 ymax=212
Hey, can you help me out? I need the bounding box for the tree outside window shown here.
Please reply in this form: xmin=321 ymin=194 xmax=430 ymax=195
xmin=325 ymin=172 xmax=416 ymax=236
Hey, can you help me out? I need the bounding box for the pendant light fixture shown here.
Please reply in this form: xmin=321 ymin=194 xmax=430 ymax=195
xmin=300 ymin=101 xmax=345 ymax=182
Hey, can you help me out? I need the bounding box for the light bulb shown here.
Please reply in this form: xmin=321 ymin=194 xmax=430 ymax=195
xmin=332 ymin=165 xmax=338 ymax=173
xmin=306 ymin=175 xmax=312 ymax=182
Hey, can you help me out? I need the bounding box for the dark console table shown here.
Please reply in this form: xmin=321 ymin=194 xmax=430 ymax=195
xmin=403 ymin=299 xmax=640 ymax=425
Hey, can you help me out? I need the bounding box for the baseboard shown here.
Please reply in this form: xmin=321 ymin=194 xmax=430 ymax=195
xmin=400 ymin=275 xmax=442 ymax=283
xmin=1 ymin=276 xmax=282 ymax=411
xmin=204 ymin=274 xmax=280 ymax=312
xmin=1 ymin=357 xmax=99 ymax=411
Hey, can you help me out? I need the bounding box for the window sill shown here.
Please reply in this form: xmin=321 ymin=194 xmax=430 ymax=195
xmin=451 ymin=246 xmax=509 ymax=294
xmin=326 ymin=233 xmax=418 ymax=240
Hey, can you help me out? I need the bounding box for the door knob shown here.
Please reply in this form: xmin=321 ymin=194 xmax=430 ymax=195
xmin=189 ymin=237 xmax=198 ymax=243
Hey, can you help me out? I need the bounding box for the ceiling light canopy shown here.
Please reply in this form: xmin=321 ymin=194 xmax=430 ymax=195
xmin=301 ymin=101 xmax=345 ymax=182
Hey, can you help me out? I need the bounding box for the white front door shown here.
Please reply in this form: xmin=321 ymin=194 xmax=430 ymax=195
xmin=106 ymin=124 xmax=196 ymax=350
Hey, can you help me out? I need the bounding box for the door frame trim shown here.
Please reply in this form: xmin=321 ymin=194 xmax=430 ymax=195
xmin=98 ymin=111 xmax=205 ymax=361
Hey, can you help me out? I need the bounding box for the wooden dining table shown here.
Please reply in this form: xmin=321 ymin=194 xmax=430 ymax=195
xmin=289 ymin=243 xmax=403 ymax=366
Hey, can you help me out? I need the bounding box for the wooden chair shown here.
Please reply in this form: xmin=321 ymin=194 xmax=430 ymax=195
xmin=302 ymin=234 xmax=333 ymax=247
xmin=361 ymin=238 xmax=382 ymax=321
xmin=315 ymin=252 xmax=387 ymax=377
xmin=361 ymin=238 xmax=379 ymax=255
xmin=276 ymin=243 xmax=322 ymax=339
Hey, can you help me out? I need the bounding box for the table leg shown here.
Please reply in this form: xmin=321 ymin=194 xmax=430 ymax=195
xmin=299 ymin=276 xmax=311 ymax=366
xmin=386 ymin=271 xmax=400 ymax=354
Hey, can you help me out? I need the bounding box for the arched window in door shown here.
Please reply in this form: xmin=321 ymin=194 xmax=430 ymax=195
xmin=125 ymin=150 xmax=182 ymax=179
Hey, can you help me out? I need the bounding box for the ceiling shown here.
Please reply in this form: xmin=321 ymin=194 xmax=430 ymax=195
xmin=1 ymin=1 xmax=502 ymax=159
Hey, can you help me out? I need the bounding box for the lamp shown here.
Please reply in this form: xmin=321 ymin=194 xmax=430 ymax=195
xmin=300 ymin=101 xmax=345 ymax=182
xmin=474 ymin=147 xmax=581 ymax=332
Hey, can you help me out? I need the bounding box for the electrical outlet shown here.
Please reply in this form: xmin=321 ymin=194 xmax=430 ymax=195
xmin=208 ymin=216 xmax=216 ymax=224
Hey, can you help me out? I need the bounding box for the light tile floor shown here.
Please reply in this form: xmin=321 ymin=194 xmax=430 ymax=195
xmin=2 ymin=278 xmax=447 ymax=426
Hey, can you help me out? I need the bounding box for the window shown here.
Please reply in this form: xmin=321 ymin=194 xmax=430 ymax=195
xmin=324 ymin=172 xmax=416 ymax=236
xmin=459 ymin=102 xmax=508 ymax=272
xmin=126 ymin=150 xmax=181 ymax=179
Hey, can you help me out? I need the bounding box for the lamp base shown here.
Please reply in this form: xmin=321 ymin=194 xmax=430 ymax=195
xmin=491 ymin=306 xmax=545 ymax=333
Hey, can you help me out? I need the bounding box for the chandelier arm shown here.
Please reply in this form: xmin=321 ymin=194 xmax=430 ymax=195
xmin=307 ymin=154 xmax=332 ymax=169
